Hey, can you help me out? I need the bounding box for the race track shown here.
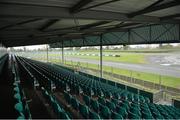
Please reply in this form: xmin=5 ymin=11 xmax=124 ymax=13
xmin=65 ymin=56 xmax=180 ymax=78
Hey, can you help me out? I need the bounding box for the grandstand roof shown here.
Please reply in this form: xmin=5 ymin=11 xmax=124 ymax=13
xmin=0 ymin=0 xmax=180 ymax=47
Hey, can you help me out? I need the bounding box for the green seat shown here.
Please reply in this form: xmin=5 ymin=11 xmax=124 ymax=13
xmin=111 ymin=112 xmax=123 ymax=119
xmin=58 ymin=111 xmax=70 ymax=119
xmin=100 ymin=105 xmax=111 ymax=119
xmin=88 ymin=89 xmax=94 ymax=96
xmin=134 ymin=94 xmax=139 ymax=102
xmin=145 ymin=97 xmax=150 ymax=103
xmin=91 ymin=99 xmax=99 ymax=112
xmin=114 ymin=93 xmax=121 ymax=99
xmin=14 ymin=93 xmax=21 ymax=101
xmin=130 ymin=107 xmax=141 ymax=116
xmin=52 ymin=101 xmax=62 ymax=114
xmin=64 ymin=91 xmax=72 ymax=105
xmin=71 ymin=97 xmax=79 ymax=110
xmin=13 ymin=82 xmax=19 ymax=86
xmin=79 ymin=103 xmax=89 ymax=118
xmin=142 ymin=111 xmax=153 ymax=119
xmin=105 ymin=92 xmax=112 ymax=98
xmin=128 ymin=112 xmax=141 ymax=119
xmin=112 ymin=98 xmax=119 ymax=105
xmin=106 ymin=100 xmax=116 ymax=110
xmin=127 ymin=93 xmax=134 ymax=101
xmin=14 ymin=87 xmax=20 ymax=93
xmin=15 ymin=102 xmax=24 ymax=113
xmin=117 ymin=106 xmax=128 ymax=118
xmin=89 ymin=111 xmax=101 ymax=119
xmin=121 ymin=102 xmax=129 ymax=110
xmin=17 ymin=113 xmax=25 ymax=120
xmin=97 ymin=90 xmax=104 ymax=97
xmin=98 ymin=97 xmax=106 ymax=105
xmin=83 ymin=94 xmax=90 ymax=106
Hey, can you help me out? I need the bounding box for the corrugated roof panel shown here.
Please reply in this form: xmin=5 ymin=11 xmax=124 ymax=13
xmin=0 ymin=0 xmax=78 ymax=7
xmin=85 ymin=0 xmax=157 ymax=13
xmin=145 ymin=6 xmax=180 ymax=17
xmin=48 ymin=19 xmax=100 ymax=30
xmin=20 ymin=19 xmax=49 ymax=29
xmin=95 ymin=21 xmax=122 ymax=27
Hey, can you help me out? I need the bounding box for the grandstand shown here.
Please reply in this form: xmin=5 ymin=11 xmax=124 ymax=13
xmin=0 ymin=0 xmax=180 ymax=119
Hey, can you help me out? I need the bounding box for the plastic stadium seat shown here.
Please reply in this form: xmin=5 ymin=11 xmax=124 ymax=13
xmin=142 ymin=112 xmax=154 ymax=119
xmin=127 ymin=93 xmax=134 ymax=101
xmin=17 ymin=113 xmax=25 ymax=120
xmin=14 ymin=93 xmax=21 ymax=101
xmin=58 ymin=111 xmax=71 ymax=119
xmin=111 ymin=98 xmax=119 ymax=105
xmin=83 ymin=94 xmax=90 ymax=106
xmin=14 ymin=87 xmax=20 ymax=93
xmin=52 ymin=102 xmax=61 ymax=114
xmin=130 ymin=107 xmax=141 ymax=117
xmin=121 ymin=101 xmax=129 ymax=110
xmin=64 ymin=91 xmax=72 ymax=105
xmin=128 ymin=112 xmax=141 ymax=119
xmin=90 ymin=99 xmax=99 ymax=112
xmin=97 ymin=90 xmax=104 ymax=97
xmin=89 ymin=111 xmax=101 ymax=119
xmin=89 ymin=89 xmax=95 ymax=97
xmin=139 ymin=95 xmax=145 ymax=103
xmin=114 ymin=93 xmax=121 ymax=99
xmin=71 ymin=97 xmax=79 ymax=110
xmin=98 ymin=97 xmax=106 ymax=105
xmin=121 ymin=92 xmax=128 ymax=100
xmin=144 ymin=97 xmax=150 ymax=103
xmin=116 ymin=106 xmax=128 ymax=118
xmin=15 ymin=102 xmax=24 ymax=113
xmin=106 ymin=100 xmax=116 ymax=111
xmin=105 ymin=91 xmax=113 ymax=98
xmin=99 ymin=104 xmax=111 ymax=119
xmin=76 ymin=86 xmax=83 ymax=94
xmin=79 ymin=103 xmax=89 ymax=118
xmin=111 ymin=112 xmax=123 ymax=119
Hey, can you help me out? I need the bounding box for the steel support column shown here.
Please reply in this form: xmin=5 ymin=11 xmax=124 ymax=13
xmin=100 ymin=35 xmax=103 ymax=78
xmin=62 ymin=40 xmax=64 ymax=64
xmin=46 ymin=44 xmax=48 ymax=62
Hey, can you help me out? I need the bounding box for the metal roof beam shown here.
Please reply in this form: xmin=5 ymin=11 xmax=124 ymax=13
xmin=69 ymin=0 xmax=93 ymax=13
xmin=38 ymin=19 xmax=59 ymax=31
xmin=80 ymin=21 xmax=111 ymax=30
xmin=160 ymin=13 xmax=180 ymax=20
xmin=128 ymin=0 xmax=180 ymax=18
xmin=107 ymin=22 xmax=142 ymax=31
xmin=0 ymin=18 xmax=41 ymax=31
xmin=78 ymin=0 xmax=121 ymax=12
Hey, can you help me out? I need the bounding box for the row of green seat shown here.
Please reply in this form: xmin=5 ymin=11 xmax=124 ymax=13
xmin=12 ymin=55 xmax=31 ymax=119
xmin=64 ymin=91 xmax=111 ymax=119
xmin=41 ymin=87 xmax=71 ymax=119
xmin=16 ymin=56 xmax=180 ymax=119
xmin=16 ymin=56 xmax=72 ymax=119
xmin=0 ymin=54 xmax=8 ymax=76
xmin=25 ymin=57 xmax=150 ymax=104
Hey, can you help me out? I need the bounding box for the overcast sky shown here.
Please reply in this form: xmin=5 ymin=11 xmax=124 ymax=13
xmin=12 ymin=43 xmax=179 ymax=50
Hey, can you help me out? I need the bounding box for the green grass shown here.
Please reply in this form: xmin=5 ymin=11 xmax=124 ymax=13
xmin=65 ymin=53 xmax=146 ymax=64
xmin=60 ymin=60 xmax=180 ymax=89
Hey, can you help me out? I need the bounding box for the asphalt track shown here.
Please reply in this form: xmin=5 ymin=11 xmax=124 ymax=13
xmin=65 ymin=56 xmax=180 ymax=78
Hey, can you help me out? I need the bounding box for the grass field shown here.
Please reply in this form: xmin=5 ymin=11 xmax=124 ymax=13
xmin=65 ymin=53 xmax=146 ymax=64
